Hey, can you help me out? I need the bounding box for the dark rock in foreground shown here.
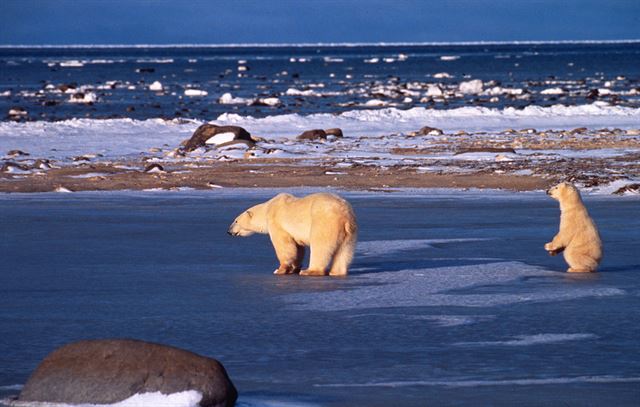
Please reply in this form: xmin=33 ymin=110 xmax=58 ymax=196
xmin=19 ymin=339 xmax=237 ymax=407
xmin=183 ymin=124 xmax=253 ymax=152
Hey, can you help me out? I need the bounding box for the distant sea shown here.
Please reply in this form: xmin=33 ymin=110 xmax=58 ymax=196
xmin=1 ymin=41 xmax=639 ymax=122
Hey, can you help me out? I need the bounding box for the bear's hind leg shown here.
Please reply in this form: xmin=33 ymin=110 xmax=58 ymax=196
xmin=329 ymin=237 xmax=356 ymax=277
xmin=300 ymin=242 xmax=337 ymax=277
xmin=564 ymin=247 xmax=599 ymax=273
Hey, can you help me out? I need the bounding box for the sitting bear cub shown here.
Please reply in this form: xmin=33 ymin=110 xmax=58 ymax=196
xmin=228 ymin=192 xmax=358 ymax=276
xmin=545 ymin=182 xmax=602 ymax=272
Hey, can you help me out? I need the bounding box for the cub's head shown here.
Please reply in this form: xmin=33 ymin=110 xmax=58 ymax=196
xmin=546 ymin=182 xmax=580 ymax=202
xmin=227 ymin=204 xmax=266 ymax=237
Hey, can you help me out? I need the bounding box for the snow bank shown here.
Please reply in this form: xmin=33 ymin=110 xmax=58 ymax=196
xmin=216 ymin=103 xmax=640 ymax=138
xmin=1 ymin=103 xmax=639 ymax=160
xmin=5 ymin=390 xmax=202 ymax=407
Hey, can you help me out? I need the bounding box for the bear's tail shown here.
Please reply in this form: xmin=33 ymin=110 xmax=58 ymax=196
xmin=329 ymin=218 xmax=358 ymax=276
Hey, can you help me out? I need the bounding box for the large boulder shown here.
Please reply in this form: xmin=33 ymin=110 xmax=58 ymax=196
xmin=183 ymin=124 xmax=253 ymax=152
xmin=18 ymin=339 xmax=237 ymax=407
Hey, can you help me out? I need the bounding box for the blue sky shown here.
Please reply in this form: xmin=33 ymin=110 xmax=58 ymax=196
xmin=1 ymin=0 xmax=639 ymax=45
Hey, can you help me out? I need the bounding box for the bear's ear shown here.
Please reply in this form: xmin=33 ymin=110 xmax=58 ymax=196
xmin=246 ymin=210 xmax=253 ymax=218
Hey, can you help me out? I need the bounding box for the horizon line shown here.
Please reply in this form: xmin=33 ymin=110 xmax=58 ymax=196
xmin=1 ymin=39 xmax=640 ymax=48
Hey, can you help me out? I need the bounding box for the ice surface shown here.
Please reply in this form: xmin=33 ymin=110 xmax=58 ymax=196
xmin=317 ymin=376 xmax=640 ymax=388
xmin=454 ymin=333 xmax=597 ymax=346
xmin=284 ymin=260 xmax=625 ymax=311
xmin=346 ymin=313 xmax=495 ymax=327
xmin=0 ymin=191 xmax=638 ymax=406
xmin=356 ymin=238 xmax=492 ymax=257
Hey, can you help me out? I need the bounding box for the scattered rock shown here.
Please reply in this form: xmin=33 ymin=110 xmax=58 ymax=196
xmin=182 ymin=124 xmax=253 ymax=152
xmin=144 ymin=163 xmax=165 ymax=173
xmin=410 ymin=126 xmax=444 ymax=136
xmin=57 ymin=83 xmax=77 ymax=93
xmin=17 ymin=339 xmax=237 ymax=407
xmin=33 ymin=159 xmax=52 ymax=169
xmin=297 ymin=129 xmax=327 ymax=140
xmin=1 ymin=162 xmax=30 ymax=173
xmin=7 ymin=150 xmax=29 ymax=157
xmin=570 ymin=127 xmax=588 ymax=134
xmin=8 ymin=107 xmax=28 ymax=118
xmin=586 ymin=89 xmax=600 ymax=99
xmin=455 ymin=147 xmax=517 ymax=155
xmin=495 ymin=154 xmax=514 ymax=162
xmin=252 ymin=97 xmax=281 ymax=107
xmin=613 ymin=183 xmax=640 ymax=195
xmin=136 ymin=67 xmax=155 ymax=73
xmin=325 ymin=128 xmax=344 ymax=138
xmin=69 ymin=92 xmax=97 ymax=104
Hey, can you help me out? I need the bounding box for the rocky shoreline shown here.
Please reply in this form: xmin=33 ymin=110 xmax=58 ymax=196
xmin=2 ymin=124 xmax=639 ymax=194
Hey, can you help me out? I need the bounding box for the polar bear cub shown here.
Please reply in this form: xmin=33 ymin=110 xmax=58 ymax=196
xmin=228 ymin=192 xmax=358 ymax=276
xmin=545 ymin=182 xmax=602 ymax=272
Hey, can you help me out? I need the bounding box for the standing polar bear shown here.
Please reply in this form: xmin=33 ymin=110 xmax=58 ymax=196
xmin=545 ymin=182 xmax=602 ymax=272
xmin=228 ymin=192 xmax=357 ymax=276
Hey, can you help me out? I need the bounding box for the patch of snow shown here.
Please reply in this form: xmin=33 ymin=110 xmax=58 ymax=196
xmin=148 ymin=81 xmax=163 ymax=91
xmin=184 ymin=89 xmax=208 ymax=97
xmin=541 ymin=87 xmax=564 ymax=95
xmin=458 ymin=79 xmax=483 ymax=95
xmin=205 ymin=132 xmax=236 ymax=145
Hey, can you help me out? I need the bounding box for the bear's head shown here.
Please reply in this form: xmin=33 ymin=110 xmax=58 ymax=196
xmin=228 ymin=204 xmax=267 ymax=237
xmin=546 ymin=182 xmax=581 ymax=203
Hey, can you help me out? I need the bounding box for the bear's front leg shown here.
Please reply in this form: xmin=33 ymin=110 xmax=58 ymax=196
xmin=545 ymin=233 xmax=567 ymax=256
xmin=270 ymin=229 xmax=301 ymax=275
xmin=544 ymin=241 xmax=564 ymax=256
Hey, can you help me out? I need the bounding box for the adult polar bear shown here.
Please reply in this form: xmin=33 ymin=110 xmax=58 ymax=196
xmin=228 ymin=193 xmax=357 ymax=276
xmin=545 ymin=182 xmax=602 ymax=272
